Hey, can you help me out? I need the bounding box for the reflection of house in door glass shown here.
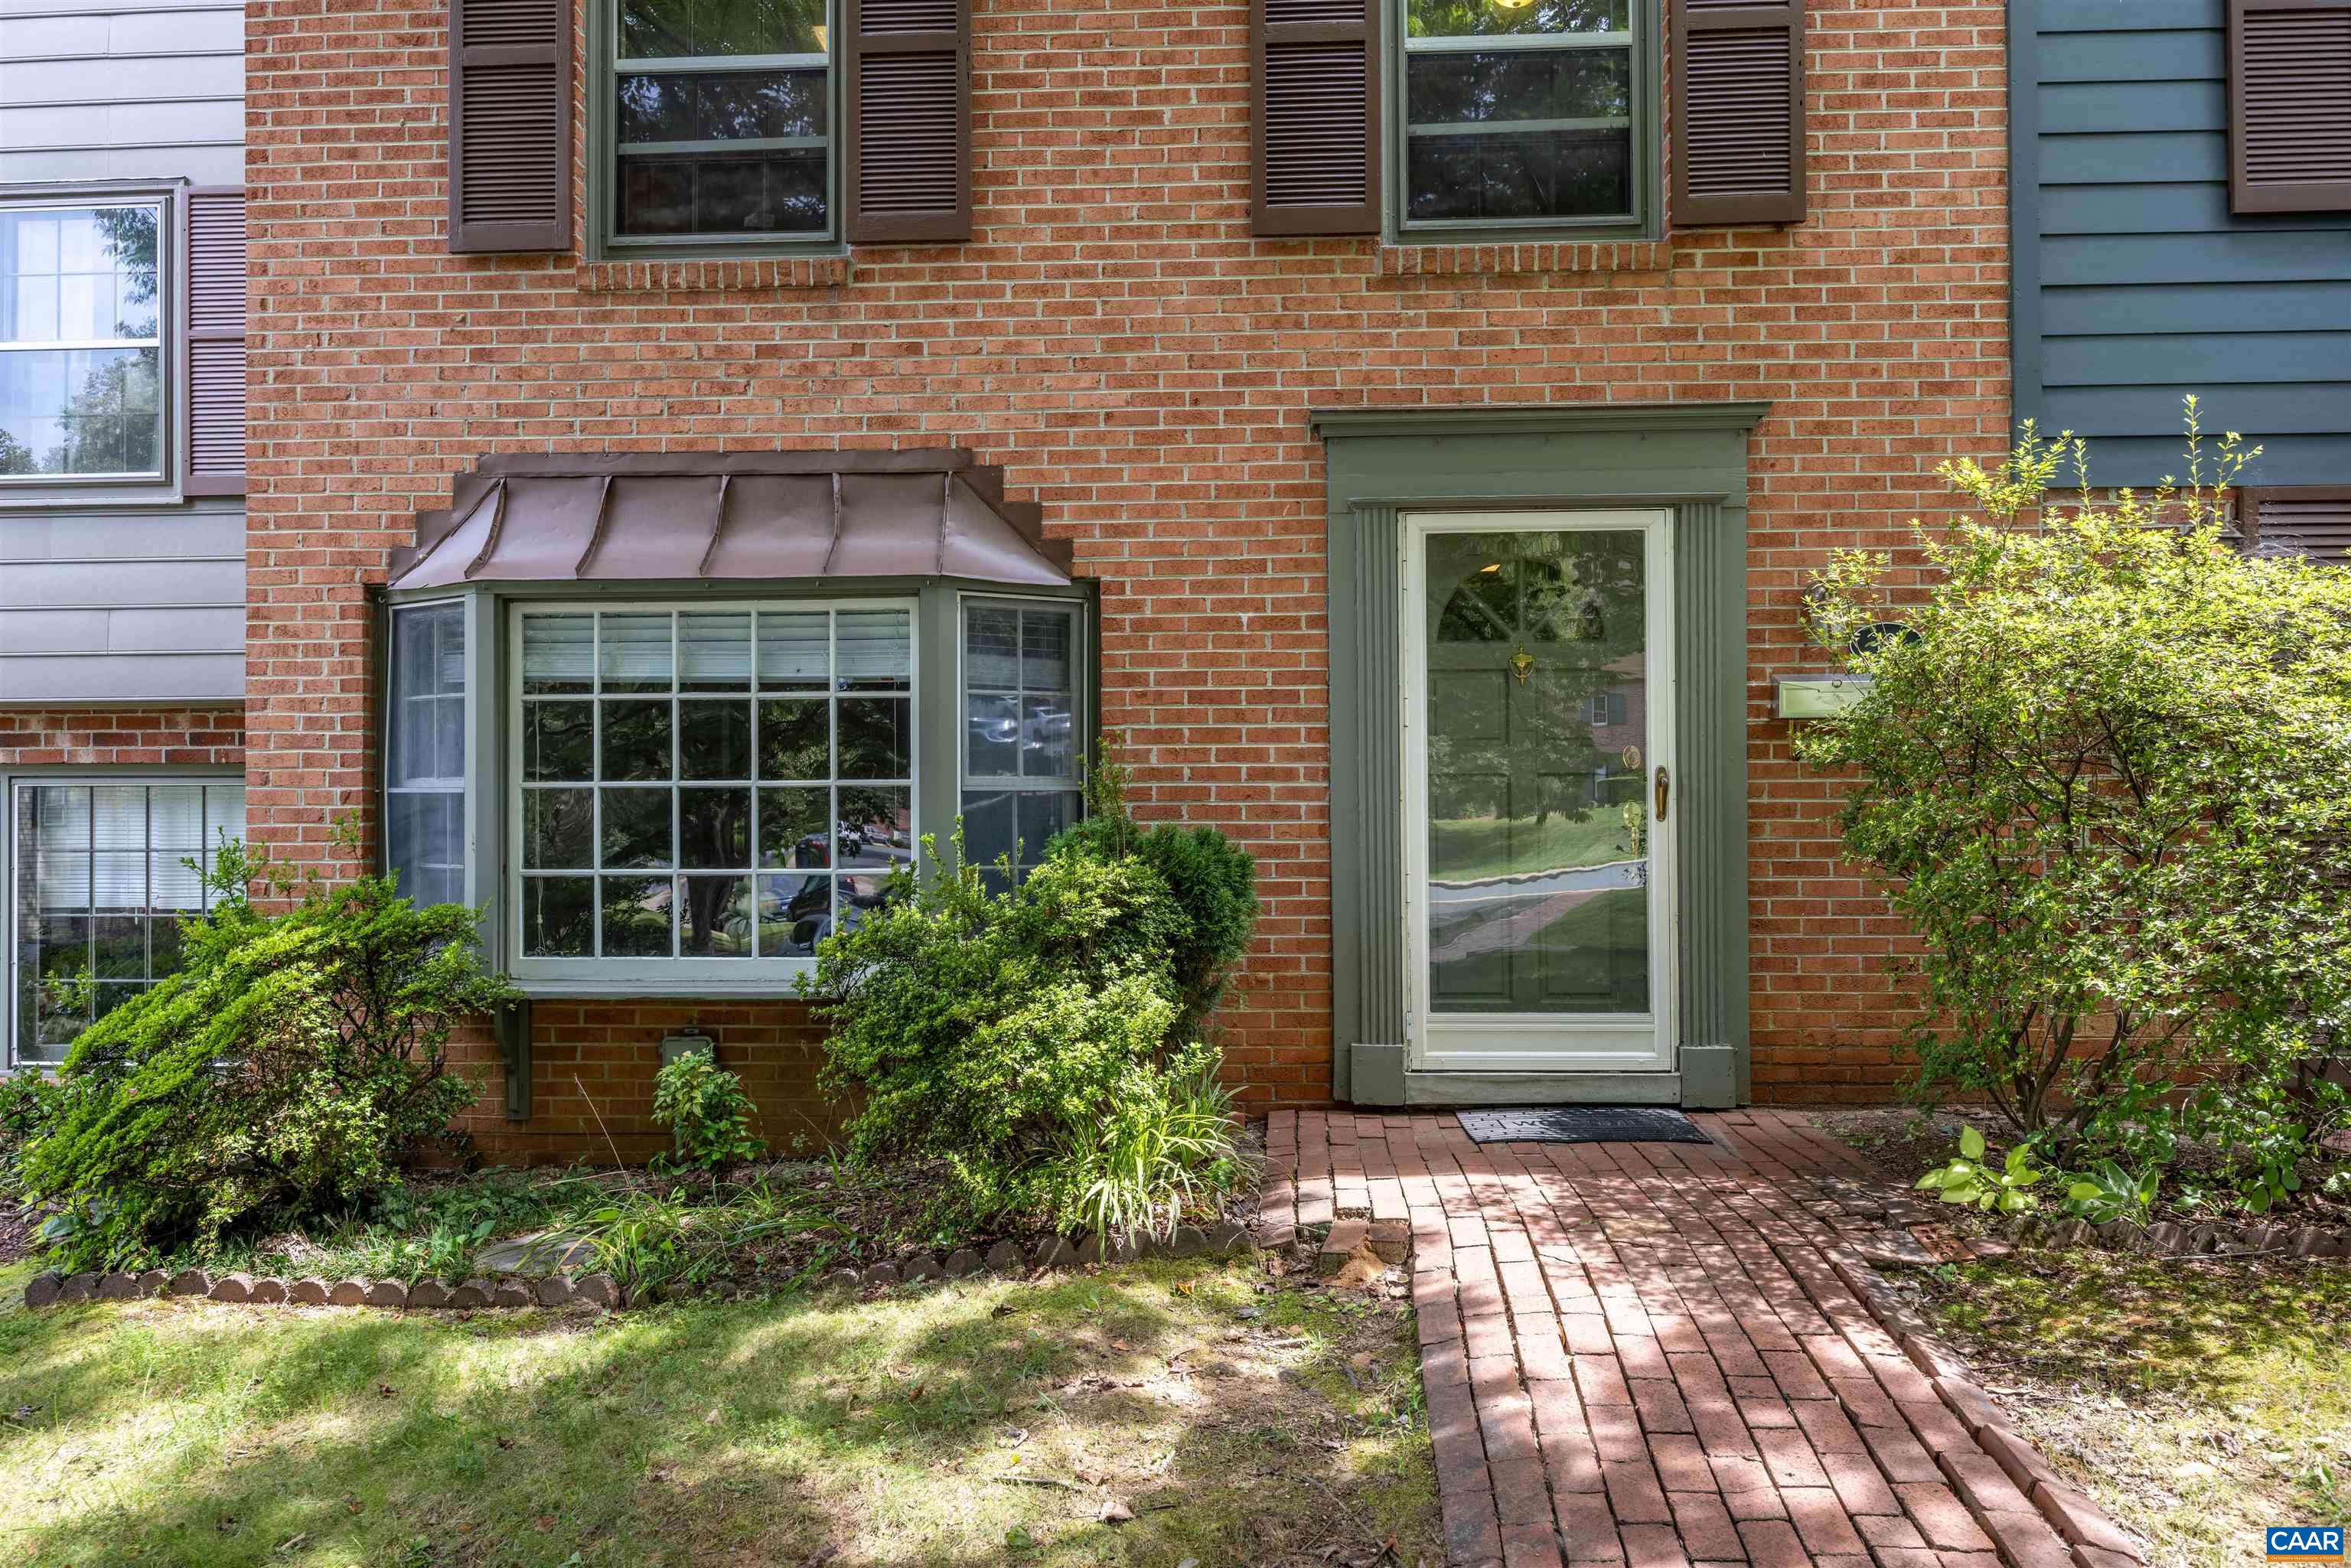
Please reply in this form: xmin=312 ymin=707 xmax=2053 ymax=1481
xmin=1423 ymin=530 xmax=1651 ymax=1017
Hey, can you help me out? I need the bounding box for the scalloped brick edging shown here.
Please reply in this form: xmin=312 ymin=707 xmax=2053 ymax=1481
xmin=2001 ymin=1211 xmax=2351 ymax=1260
xmin=18 ymin=1219 xmax=1258 ymax=1314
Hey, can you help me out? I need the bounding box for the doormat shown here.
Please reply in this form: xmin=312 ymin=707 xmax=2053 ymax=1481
xmin=1456 ymin=1107 xmax=1714 ymax=1146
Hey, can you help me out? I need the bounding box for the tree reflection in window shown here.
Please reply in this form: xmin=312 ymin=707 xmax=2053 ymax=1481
xmin=1401 ymin=0 xmax=1637 ymax=225
xmin=0 ymin=204 xmax=162 ymax=478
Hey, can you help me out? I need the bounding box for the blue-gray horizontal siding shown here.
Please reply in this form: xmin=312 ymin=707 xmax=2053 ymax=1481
xmin=0 ymin=0 xmax=243 ymax=185
xmin=0 ymin=504 xmax=244 ymax=704
xmin=0 ymin=0 xmax=246 ymax=707
xmin=2013 ymin=0 xmax=2351 ymax=488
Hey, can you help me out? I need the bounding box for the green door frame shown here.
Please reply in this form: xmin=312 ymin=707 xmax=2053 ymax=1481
xmin=1313 ymin=402 xmax=1769 ymax=1110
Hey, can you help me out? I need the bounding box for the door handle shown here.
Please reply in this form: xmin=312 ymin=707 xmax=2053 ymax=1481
xmin=1655 ymin=764 xmax=1670 ymax=821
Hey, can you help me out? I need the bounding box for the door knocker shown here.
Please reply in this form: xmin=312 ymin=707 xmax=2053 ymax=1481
xmin=1509 ymin=644 xmax=1536 ymax=685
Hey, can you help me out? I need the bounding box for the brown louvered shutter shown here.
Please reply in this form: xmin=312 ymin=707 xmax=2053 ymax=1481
xmin=1671 ymin=0 xmax=1807 ymax=227
xmin=1250 ymin=0 xmax=1380 ymax=236
xmin=181 ymin=187 xmax=246 ymax=497
xmin=2241 ymin=487 xmax=2351 ymax=562
xmin=2229 ymin=0 xmax=2351 ymax=214
xmin=844 ymin=0 xmax=971 ymax=243
xmin=447 ymin=0 xmax=574 ymax=253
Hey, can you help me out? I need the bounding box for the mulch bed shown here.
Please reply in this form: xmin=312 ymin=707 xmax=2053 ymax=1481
xmin=1810 ymin=1104 xmax=2351 ymax=1233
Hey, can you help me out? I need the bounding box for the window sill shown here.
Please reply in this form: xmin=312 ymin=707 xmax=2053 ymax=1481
xmin=576 ymin=254 xmax=852 ymax=294
xmin=0 ymin=478 xmax=186 ymax=510
xmin=512 ymin=978 xmax=828 ymax=1002
xmin=1376 ymin=239 xmax=1673 ymax=281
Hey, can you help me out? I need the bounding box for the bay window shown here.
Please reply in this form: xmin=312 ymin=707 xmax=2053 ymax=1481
xmin=8 ymin=778 xmax=244 ymax=1067
xmin=382 ymin=581 xmax=1089 ymax=995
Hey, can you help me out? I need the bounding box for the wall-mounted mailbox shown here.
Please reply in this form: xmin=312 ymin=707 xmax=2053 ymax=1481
xmin=1775 ymin=675 xmax=1873 ymax=720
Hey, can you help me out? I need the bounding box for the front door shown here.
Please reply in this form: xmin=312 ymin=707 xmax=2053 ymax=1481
xmin=1403 ymin=511 xmax=1675 ymax=1071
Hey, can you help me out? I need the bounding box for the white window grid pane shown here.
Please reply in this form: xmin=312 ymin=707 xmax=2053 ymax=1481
xmin=517 ymin=604 xmax=915 ymax=960
xmin=8 ymin=778 xmax=237 ymax=1068
xmin=0 ymin=204 xmax=161 ymax=350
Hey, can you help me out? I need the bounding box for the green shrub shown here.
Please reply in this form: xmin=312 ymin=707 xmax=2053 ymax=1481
xmin=804 ymin=758 xmax=1257 ymax=1237
xmin=651 ymin=1049 xmax=767 ymax=1176
xmin=0 ymin=1071 xmax=61 ymax=1195
xmin=21 ymin=839 xmax=516 ymax=1270
xmin=1048 ymin=756 xmax=1258 ymax=1039
xmin=1799 ymin=404 xmax=2351 ymax=1194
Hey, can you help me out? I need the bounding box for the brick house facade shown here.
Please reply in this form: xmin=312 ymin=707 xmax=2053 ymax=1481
xmin=218 ymin=0 xmax=2008 ymax=1158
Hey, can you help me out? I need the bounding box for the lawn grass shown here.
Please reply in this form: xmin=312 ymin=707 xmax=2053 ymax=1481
xmin=1918 ymin=1249 xmax=2351 ymax=1566
xmin=0 ymin=1255 xmax=1436 ymax=1568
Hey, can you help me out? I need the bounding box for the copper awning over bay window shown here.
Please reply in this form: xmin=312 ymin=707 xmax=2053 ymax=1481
xmin=386 ymin=450 xmax=1072 ymax=592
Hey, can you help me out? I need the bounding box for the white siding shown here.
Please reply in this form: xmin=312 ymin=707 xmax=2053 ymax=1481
xmin=0 ymin=0 xmax=243 ymax=185
xmin=0 ymin=0 xmax=246 ymax=705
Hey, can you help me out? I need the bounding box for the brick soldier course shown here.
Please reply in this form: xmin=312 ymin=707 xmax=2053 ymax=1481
xmin=1260 ymin=1110 xmax=2143 ymax=1568
xmin=243 ymin=0 xmax=2011 ymax=1158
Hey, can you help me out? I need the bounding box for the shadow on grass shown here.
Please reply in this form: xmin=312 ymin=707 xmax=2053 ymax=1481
xmin=0 ymin=1258 xmax=1435 ymax=1568
xmin=1930 ymin=1250 xmax=2351 ymax=1401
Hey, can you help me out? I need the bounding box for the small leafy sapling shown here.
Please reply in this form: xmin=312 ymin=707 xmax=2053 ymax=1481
xmin=2061 ymin=1159 xmax=2161 ymax=1225
xmin=1916 ymin=1125 xmax=2046 ymax=1214
xmin=650 ymin=1048 xmax=767 ymax=1178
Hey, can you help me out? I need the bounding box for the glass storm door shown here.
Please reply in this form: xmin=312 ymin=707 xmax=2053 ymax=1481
xmin=1403 ymin=512 xmax=1675 ymax=1071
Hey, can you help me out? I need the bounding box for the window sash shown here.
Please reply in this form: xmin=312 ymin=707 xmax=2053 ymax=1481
xmin=958 ymin=595 xmax=1086 ymax=885
xmin=602 ymin=0 xmax=840 ymax=246
xmin=1392 ymin=2 xmax=1648 ymax=235
xmin=6 ymin=777 xmax=244 ymax=1068
xmin=507 ymin=598 xmax=915 ymax=973
xmin=1403 ymin=30 xmax=1632 ymax=51
xmin=0 ymin=198 xmax=168 ymax=483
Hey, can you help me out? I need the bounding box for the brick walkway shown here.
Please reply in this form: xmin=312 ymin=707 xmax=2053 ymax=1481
xmin=1258 ymin=1109 xmax=2144 ymax=1568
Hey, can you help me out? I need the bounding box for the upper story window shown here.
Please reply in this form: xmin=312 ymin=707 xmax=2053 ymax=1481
xmin=0 ymin=202 xmax=163 ymax=481
xmin=1401 ymin=0 xmax=1638 ymax=230
xmin=610 ymin=0 xmax=835 ymax=243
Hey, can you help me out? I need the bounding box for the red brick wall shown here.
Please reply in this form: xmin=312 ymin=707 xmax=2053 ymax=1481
xmin=452 ymin=1003 xmax=839 ymax=1165
xmin=0 ymin=709 xmax=246 ymax=771
xmin=244 ymin=0 xmax=2010 ymax=1144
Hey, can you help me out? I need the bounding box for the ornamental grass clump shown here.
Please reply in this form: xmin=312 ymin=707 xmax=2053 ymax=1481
xmin=22 ymin=838 xmax=517 ymax=1271
xmin=1798 ymin=404 xmax=2351 ymax=1202
xmin=803 ymin=756 xmax=1255 ymax=1240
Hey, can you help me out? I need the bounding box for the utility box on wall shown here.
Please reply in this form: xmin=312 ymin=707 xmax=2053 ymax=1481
xmin=660 ymin=1029 xmax=718 ymax=1068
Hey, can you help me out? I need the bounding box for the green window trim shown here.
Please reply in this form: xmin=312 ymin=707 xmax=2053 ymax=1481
xmin=1312 ymin=399 xmax=1767 ymax=1107
xmin=586 ymin=0 xmax=846 ymax=262
xmin=1386 ymin=0 xmax=1662 ymax=244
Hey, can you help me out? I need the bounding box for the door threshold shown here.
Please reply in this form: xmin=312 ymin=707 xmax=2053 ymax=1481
xmin=1401 ymin=1069 xmax=1682 ymax=1107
